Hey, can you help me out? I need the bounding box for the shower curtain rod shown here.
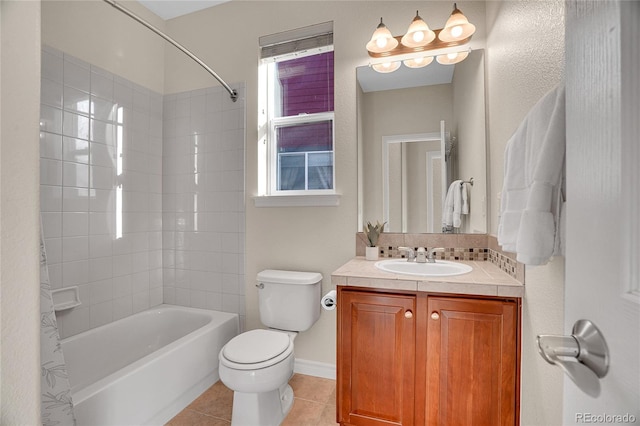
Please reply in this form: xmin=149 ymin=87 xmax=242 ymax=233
xmin=102 ymin=0 xmax=238 ymax=102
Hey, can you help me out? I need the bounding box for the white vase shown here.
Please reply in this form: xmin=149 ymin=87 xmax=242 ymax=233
xmin=365 ymin=246 xmax=379 ymax=261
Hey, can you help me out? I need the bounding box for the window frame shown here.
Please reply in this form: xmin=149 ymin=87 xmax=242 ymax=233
xmin=269 ymin=111 xmax=335 ymax=196
xmin=258 ymin=43 xmax=338 ymax=203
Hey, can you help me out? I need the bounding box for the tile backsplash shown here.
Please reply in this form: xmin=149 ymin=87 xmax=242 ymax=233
xmin=356 ymin=232 xmax=523 ymax=282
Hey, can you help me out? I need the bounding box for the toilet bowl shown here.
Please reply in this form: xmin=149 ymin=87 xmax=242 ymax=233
xmin=218 ymin=269 xmax=322 ymax=426
xmin=219 ymin=329 xmax=296 ymax=426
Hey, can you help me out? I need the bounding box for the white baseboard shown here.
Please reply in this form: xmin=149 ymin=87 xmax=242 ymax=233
xmin=294 ymin=359 xmax=336 ymax=380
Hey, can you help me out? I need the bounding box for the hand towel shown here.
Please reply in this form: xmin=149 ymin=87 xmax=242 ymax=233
xmin=443 ymin=180 xmax=463 ymax=228
xmin=461 ymin=182 xmax=469 ymax=215
xmin=497 ymin=84 xmax=566 ymax=265
xmin=454 ymin=182 xmax=472 ymax=228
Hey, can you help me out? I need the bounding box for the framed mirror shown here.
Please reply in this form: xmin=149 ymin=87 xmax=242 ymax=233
xmin=357 ymin=49 xmax=487 ymax=234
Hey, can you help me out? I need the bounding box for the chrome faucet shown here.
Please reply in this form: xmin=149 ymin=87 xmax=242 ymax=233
xmin=397 ymin=246 xmax=415 ymax=262
xmin=398 ymin=247 xmax=442 ymax=263
xmin=426 ymin=248 xmax=444 ymax=263
xmin=415 ymin=247 xmax=442 ymax=263
xmin=416 ymin=247 xmax=428 ymax=263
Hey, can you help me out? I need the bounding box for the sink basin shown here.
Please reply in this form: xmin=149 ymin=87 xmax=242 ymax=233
xmin=374 ymin=259 xmax=472 ymax=277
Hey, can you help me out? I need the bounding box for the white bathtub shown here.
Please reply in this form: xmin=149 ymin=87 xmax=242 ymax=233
xmin=61 ymin=304 xmax=239 ymax=426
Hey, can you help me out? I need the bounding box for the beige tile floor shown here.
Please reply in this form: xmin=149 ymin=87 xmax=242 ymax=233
xmin=166 ymin=374 xmax=338 ymax=426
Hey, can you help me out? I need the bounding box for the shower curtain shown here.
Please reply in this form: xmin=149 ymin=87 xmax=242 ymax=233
xmin=40 ymin=220 xmax=76 ymax=426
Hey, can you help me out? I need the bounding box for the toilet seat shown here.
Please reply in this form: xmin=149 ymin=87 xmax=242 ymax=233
xmin=220 ymin=329 xmax=294 ymax=371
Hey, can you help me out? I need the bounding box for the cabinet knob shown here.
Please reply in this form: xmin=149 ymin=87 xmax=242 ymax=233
xmin=405 ymin=310 xmax=413 ymax=319
xmin=431 ymin=312 xmax=440 ymax=320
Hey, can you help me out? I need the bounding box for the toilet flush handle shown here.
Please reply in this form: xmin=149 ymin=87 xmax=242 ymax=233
xmin=255 ymin=283 xmax=264 ymax=289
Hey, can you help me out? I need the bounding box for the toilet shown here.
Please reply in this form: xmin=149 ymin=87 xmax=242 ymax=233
xmin=218 ymin=269 xmax=322 ymax=426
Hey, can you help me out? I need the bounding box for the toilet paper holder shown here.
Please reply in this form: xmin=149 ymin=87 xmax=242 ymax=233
xmin=321 ymin=290 xmax=337 ymax=311
xmin=537 ymin=319 xmax=609 ymax=378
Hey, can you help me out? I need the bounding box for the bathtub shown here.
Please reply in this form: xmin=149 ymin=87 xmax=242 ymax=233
xmin=61 ymin=304 xmax=239 ymax=426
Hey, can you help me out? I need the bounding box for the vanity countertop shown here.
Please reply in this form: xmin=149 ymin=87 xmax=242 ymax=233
xmin=332 ymin=257 xmax=524 ymax=298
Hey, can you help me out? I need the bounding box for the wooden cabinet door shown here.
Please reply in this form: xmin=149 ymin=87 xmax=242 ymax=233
xmin=425 ymin=297 xmax=518 ymax=426
xmin=337 ymin=289 xmax=416 ymax=426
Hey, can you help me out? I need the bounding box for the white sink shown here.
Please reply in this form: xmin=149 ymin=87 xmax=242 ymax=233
xmin=374 ymin=259 xmax=472 ymax=277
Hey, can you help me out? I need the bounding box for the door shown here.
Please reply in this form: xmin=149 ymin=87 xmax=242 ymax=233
xmin=425 ymin=297 xmax=518 ymax=426
xmin=564 ymin=1 xmax=640 ymax=422
xmin=337 ymin=289 xmax=416 ymax=426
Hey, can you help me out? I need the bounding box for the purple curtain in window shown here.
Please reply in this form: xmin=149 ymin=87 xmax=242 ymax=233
xmin=277 ymin=51 xmax=334 ymax=117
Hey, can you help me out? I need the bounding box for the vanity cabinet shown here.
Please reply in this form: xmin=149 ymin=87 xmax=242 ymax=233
xmin=424 ymin=296 xmax=519 ymax=426
xmin=337 ymin=290 xmax=416 ymax=426
xmin=337 ymin=287 xmax=520 ymax=426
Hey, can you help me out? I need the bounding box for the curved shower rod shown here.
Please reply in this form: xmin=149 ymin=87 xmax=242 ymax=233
xmin=102 ymin=0 xmax=238 ymax=102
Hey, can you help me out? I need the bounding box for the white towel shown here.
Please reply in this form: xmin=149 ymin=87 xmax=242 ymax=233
xmin=443 ymin=180 xmax=466 ymax=229
xmin=497 ymin=84 xmax=566 ymax=265
xmin=461 ymin=182 xmax=469 ymax=215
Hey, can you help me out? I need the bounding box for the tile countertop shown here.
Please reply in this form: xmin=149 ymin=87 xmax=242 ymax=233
xmin=331 ymin=257 xmax=524 ymax=298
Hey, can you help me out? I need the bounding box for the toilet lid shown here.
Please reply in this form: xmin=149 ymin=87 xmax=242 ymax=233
xmin=223 ymin=329 xmax=291 ymax=364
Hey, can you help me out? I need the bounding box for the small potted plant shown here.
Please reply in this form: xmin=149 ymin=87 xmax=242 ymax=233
xmin=363 ymin=221 xmax=385 ymax=260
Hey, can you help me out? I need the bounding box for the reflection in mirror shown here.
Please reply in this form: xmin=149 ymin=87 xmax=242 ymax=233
xmin=358 ymin=49 xmax=487 ymax=234
xmin=383 ymin=129 xmax=447 ymax=233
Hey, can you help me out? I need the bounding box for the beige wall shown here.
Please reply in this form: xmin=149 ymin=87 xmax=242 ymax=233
xmin=485 ymin=1 xmax=565 ymax=424
xmin=41 ymin=0 xmax=166 ymax=92
xmin=164 ymin=0 xmax=486 ymax=366
xmin=452 ymin=49 xmax=487 ymax=233
xmin=0 ymin=1 xmax=42 ymax=423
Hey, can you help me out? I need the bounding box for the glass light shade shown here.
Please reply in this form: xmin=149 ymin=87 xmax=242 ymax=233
xmin=436 ymin=50 xmax=469 ymax=65
xmin=403 ymin=56 xmax=434 ymax=69
xmin=371 ymin=61 xmax=401 ymax=73
xmin=366 ymin=18 xmax=399 ymax=53
xmin=438 ymin=4 xmax=476 ymax=42
xmin=400 ymin=12 xmax=436 ymax=48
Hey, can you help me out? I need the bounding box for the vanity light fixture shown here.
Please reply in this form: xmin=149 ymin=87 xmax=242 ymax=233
xmin=366 ymin=3 xmax=475 ymax=73
xmin=400 ymin=12 xmax=435 ymax=48
xmin=371 ymin=61 xmax=401 ymax=73
xmin=366 ymin=18 xmax=398 ymax=54
xmin=403 ymin=56 xmax=434 ymax=69
xmin=439 ymin=3 xmax=477 ymax=42
xmin=436 ymin=50 xmax=469 ymax=65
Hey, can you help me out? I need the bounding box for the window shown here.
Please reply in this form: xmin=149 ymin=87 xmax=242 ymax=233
xmin=258 ymin=22 xmax=338 ymax=205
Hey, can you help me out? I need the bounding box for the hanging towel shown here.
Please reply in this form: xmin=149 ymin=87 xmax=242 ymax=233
xmin=443 ymin=180 xmax=465 ymax=229
xmin=497 ymin=84 xmax=566 ymax=265
xmin=461 ymin=182 xmax=470 ymax=216
xmin=454 ymin=182 xmax=471 ymax=228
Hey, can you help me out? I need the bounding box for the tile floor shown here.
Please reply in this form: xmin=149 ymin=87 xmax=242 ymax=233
xmin=166 ymin=374 xmax=338 ymax=426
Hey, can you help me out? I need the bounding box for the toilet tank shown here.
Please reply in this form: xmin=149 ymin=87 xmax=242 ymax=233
xmin=257 ymin=270 xmax=322 ymax=332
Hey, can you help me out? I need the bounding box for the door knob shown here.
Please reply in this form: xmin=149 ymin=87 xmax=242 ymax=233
xmin=431 ymin=312 xmax=439 ymax=320
xmin=404 ymin=310 xmax=413 ymax=319
xmin=537 ymin=319 xmax=609 ymax=397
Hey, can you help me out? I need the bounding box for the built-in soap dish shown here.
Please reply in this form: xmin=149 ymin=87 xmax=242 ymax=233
xmin=51 ymin=286 xmax=81 ymax=311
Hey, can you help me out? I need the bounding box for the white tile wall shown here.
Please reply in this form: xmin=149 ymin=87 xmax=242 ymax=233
xmin=163 ymin=86 xmax=246 ymax=331
xmin=40 ymin=46 xmax=164 ymax=338
xmin=40 ymin=46 xmax=247 ymax=338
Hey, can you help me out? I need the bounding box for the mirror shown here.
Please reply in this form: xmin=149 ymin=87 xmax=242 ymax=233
xmin=358 ymin=49 xmax=487 ymax=234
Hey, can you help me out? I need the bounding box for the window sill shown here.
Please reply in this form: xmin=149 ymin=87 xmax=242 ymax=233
xmin=253 ymin=193 xmax=341 ymax=208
